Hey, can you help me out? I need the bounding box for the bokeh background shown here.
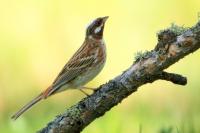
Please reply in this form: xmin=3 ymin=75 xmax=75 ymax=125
xmin=0 ymin=0 xmax=200 ymax=133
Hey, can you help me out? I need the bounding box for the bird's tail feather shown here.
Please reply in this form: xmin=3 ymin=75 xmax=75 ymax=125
xmin=11 ymin=93 xmax=43 ymax=120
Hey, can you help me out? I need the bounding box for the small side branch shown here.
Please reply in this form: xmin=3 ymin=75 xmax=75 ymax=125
xmin=155 ymin=71 xmax=187 ymax=85
xmin=38 ymin=21 xmax=200 ymax=133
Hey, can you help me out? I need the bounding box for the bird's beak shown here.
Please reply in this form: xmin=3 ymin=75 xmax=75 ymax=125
xmin=102 ymin=16 xmax=109 ymax=23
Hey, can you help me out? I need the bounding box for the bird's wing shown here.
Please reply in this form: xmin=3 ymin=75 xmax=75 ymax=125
xmin=53 ymin=55 xmax=95 ymax=87
xmin=45 ymin=42 xmax=97 ymax=96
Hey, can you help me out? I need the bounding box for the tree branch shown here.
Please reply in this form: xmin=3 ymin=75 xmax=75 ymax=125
xmin=155 ymin=71 xmax=187 ymax=85
xmin=38 ymin=20 xmax=200 ymax=133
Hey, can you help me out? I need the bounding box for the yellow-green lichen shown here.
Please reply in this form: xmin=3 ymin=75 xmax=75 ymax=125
xmin=65 ymin=106 xmax=81 ymax=118
xmin=134 ymin=51 xmax=152 ymax=62
xmin=158 ymin=23 xmax=189 ymax=36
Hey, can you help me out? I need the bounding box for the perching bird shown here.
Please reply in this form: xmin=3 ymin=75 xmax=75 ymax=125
xmin=11 ymin=16 xmax=108 ymax=120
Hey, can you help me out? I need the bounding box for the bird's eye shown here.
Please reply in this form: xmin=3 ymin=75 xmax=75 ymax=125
xmin=96 ymin=20 xmax=102 ymax=26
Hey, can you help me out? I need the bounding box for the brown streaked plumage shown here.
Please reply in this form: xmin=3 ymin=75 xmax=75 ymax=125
xmin=11 ymin=16 xmax=108 ymax=120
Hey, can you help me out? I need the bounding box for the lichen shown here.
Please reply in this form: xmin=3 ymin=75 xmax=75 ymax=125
xmin=169 ymin=23 xmax=189 ymax=35
xmin=134 ymin=50 xmax=152 ymax=62
xmin=191 ymin=20 xmax=200 ymax=35
xmin=65 ymin=106 xmax=81 ymax=118
xmin=158 ymin=23 xmax=189 ymax=36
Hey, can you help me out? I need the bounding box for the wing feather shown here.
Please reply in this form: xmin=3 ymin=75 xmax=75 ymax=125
xmin=48 ymin=54 xmax=96 ymax=95
xmin=45 ymin=40 xmax=101 ymax=96
xmin=53 ymin=56 xmax=95 ymax=86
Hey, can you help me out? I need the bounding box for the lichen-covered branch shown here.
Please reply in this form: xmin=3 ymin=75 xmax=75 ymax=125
xmin=38 ymin=20 xmax=200 ymax=133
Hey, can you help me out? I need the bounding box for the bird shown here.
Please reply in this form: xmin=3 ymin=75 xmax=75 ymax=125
xmin=11 ymin=16 xmax=109 ymax=120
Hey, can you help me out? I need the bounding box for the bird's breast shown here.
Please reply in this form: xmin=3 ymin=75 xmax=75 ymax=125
xmin=70 ymin=41 xmax=106 ymax=88
xmin=71 ymin=62 xmax=105 ymax=88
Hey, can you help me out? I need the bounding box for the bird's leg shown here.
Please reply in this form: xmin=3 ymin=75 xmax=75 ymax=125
xmin=78 ymin=86 xmax=96 ymax=96
xmin=81 ymin=86 xmax=95 ymax=91
xmin=78 ymin=89 xmax=90 ymax=96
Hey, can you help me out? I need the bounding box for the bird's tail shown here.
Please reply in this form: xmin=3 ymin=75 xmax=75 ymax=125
xmin=11 ymin=93 xmax=44 ymax=120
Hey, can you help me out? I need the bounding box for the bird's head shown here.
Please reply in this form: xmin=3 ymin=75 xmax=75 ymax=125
xmin=86 ymin=16 xmax=109 ymax=40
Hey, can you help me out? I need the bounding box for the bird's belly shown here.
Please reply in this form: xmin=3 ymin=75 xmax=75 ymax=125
xmin=70 ymin=63 xmax=105 ymax=88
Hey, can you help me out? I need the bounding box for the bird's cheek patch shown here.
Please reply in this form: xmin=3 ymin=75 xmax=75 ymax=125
xmin=94 ymin=24 xmax=103 ymax=34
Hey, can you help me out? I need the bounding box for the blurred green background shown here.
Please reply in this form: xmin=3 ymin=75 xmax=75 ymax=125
xmin=0 ymin=0 xmax=200 ymax=133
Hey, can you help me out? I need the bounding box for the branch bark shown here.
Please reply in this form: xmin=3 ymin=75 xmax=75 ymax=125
xmin=38 ymin=20 xmax=200 ymax=133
